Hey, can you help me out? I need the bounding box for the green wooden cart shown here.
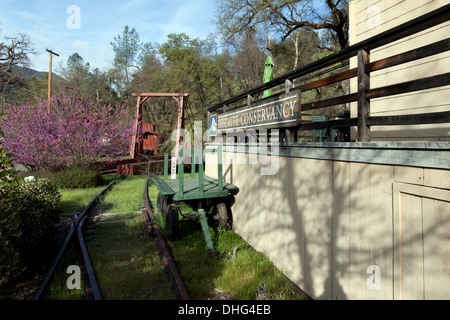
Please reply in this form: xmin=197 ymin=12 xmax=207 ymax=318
xmin=152 ymin=144 xmax=239 ymax=253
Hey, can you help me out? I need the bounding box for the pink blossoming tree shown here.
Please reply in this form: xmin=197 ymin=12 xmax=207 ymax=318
xmin=1 ymin=92 xmax=135 ymax=169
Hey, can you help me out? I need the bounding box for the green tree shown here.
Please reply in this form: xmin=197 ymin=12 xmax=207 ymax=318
xmin=159 ymin=33 xmax=207 ymax=106
xmin=228 ymin=30 xmax=268 ymax=93
xmin=110 ymin=26 xmax=141 ymax=96
xmin=271 ymin=28 xmax=321 ymax=73
xmin=57 ymin=53 xmax=117 ymax=103
xmin=19 ymin=76 xmax=47 ymax=101
xmin=60 ymin=53 xmax=90 ymax=91
xmin=66 ymin=53 xmax=90 ymax=79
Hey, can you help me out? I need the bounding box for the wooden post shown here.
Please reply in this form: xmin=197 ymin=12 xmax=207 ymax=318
xmin=247 ymin=94 xmax=254 ymax=106
xmin=199 ymin=148 xmax=204 ymax=195
xmin=285 ymin=79 xmax=294 ymax=94
xmin=46 ymin=49 xmax=59 ymax=114
xmin=178 ymin=145 xmax=184 ymax=195
xmin=173 ymin=95 xmax=185 ymax=164
xmin=191 ymin=147 xmax=195 ymax=178
xmin=357 ymin=49 xmax=371 ymax=142
xmin=217 ymin=144 xmax=223 ymax=192
xmin=164 ymin=153 xmax=169 ymax=180
xmin=130 ymin=96 xmax=142 ymax=159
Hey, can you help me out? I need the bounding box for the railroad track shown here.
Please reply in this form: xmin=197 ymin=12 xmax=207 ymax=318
xmin=143 ymin=177 xmax=190 ymax=300
xmin=33 ymin=175 xmax=123 ymax=300
xmin=98 ymin=155 xmax=166 ymax=175
xmin=33 ymin=174 xmax=189 ymax=300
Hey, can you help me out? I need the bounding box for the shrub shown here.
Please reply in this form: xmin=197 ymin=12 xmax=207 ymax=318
xmin=47 ymin=165 xmax=102 ymax=189
xmin=0 ymin=150 xmax=62 ymax=285
xmin=0 ymin=149 xmax=23 ymax=286
xmin=14 ymin=178 xmax=61 ymax=265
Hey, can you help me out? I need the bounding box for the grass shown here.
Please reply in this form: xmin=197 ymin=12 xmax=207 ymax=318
xmin=85 ymin=175 xmax=176 ymax=300
xmin=49 ymin=175 xmax=176 ymax=300
xmin=147 ymin=176 xmax=309 ymax=300
xmin=58 ymin=175 xmax=118 ymax=215
xmin=53 ymin=174 xmax=309 ymax=300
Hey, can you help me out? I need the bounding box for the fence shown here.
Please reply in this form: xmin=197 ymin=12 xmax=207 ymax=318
xmin=207 ymin=4 xmax=450 ymax=142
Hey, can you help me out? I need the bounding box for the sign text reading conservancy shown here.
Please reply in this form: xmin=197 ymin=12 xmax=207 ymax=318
xmin=216 ymin=91 xmax=301 ymax=131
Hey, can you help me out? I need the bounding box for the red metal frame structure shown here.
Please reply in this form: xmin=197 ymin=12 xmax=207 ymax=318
xmin=130 ymin=93 xmax=189 ymax=159
xmin=142 ymin=123 xmax=158 ymax=155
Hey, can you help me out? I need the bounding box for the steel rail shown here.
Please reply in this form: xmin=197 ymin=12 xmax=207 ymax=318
xmin=33 ymin=175 xmax=123 ymax=300
xmin=143 ymin=177 xmax=190 ymax=300
xmin=77 ymin=216 xmax=102 ymax=300
xmin=32 ymin=220 xmax=75 ymax=300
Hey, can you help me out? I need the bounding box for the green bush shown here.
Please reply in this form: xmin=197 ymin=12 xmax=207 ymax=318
xmin=15 ymin=178 xmax=61 ymax=265
xmin=0 ymin=150 xmax=62 ymax=285
xmin=0 ymin=150 xmax=23 ymax=286
xmin=46 ymin=166 xmax=102 ymax=189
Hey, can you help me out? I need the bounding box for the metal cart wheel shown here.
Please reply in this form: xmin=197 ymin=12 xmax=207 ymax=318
xmin=216 ymin=202 xmax=231 ymax=229
xmin=165 ymin=204 xmax=179 ymax=240
xmin=157 ymin=192 xmax=172 ymax=217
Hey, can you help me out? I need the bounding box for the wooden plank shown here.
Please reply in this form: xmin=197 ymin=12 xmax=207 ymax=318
xmin=332 ymin=161 xmax=351 ymax=299
xmin=129 ymin=95 xmax=141 ymax=159
xmin=269 ymin=143 xmax=450 ymax=169
xmin=423 ymin=197 xmax=450 ymax=299
xmin=393 ymin=183 xmax=450 ymax=299
xmin=151 ymin=177 xmax=175 ymax=196
xmin=161 ymin=175 xmax=239 ymax=201
xmin=393 ymin=189 xmax=424 ymax=300
xmin=394 ymin=166 xmax=425 ymax=186
xmin=132 ymin=93 xmax=189 ymax=97
xmin=367 ymin=165 xmax=395 ymax=299
xmin=300 ymin=118 xmax=357 ymax=130
xmin=164 ymin=154 xmax=168 ymax=180
xmin=348 ymin=162 xmax=370 ymax=299
xmin=299 ymin=68 xmax=357 ymax=92
xmin=367 ymin=73 xmax=450 ymax=100
xmin=367 ymin=111 xmax=450 ymax=126
xmin=367 ymin=38 xmax=450 ymax=73
xmin=424 ymin=168 xmax=450 ymax=189
xmin=302 ymin=93 xmax=357 ymax=111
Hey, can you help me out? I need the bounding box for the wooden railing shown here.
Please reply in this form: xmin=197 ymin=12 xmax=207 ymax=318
xmin=207 ymin=4 xmax=450 ymax=142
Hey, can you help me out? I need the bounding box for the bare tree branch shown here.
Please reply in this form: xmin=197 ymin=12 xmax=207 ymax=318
xmin=215 ymin=0 xmax=349 ymax=51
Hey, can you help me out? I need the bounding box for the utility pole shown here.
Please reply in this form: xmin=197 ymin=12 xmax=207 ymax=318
xmin=46 ymin=49 xmax=59 ymax=114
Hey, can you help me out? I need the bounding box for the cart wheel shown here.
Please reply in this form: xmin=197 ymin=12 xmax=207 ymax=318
xmin=157 ymin=192 xmax=171 ymax=218
xmin=216 ymin=203 xmax=231 ymax=229
xmin=165 ymin=204 xmax=179 ymax=240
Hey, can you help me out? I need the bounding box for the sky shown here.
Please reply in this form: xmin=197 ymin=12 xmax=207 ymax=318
xmin=0 ymin=0 xmax=218 ymax=73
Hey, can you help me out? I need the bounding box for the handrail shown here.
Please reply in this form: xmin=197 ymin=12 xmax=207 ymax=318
xmin=207 ymin=4 xmax=450 ymax=113
xmin=206 ymin=4 xmax=450 ymax=142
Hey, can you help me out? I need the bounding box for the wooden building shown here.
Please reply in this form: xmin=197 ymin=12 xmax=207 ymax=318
xmin=204 ymin=1 xmax=450 ymax=300
xmin=349 ymin=0 xmax=450 ymax=141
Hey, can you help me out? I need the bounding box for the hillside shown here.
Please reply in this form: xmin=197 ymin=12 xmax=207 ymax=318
xmin=9 ymin=64 xmax=63 ymax=82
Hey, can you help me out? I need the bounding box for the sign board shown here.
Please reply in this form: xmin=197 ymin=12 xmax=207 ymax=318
xmin=215 ymin=91 xmax=301 ymax=133
xmin=209 ymin=114 xmax=218 ymax=136
xmin=171 ymin=156 xmax=177 ymax=179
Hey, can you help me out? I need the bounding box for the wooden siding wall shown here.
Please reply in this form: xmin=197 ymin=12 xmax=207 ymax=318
xmin=349 ymin=0 xmax=450 ymax=141
xmin=205 ymin=151 xmax=450 ymax=300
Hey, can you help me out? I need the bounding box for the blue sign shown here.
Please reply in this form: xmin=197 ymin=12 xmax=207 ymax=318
xmin=210 ymin=114 xmax=217 ymax=136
